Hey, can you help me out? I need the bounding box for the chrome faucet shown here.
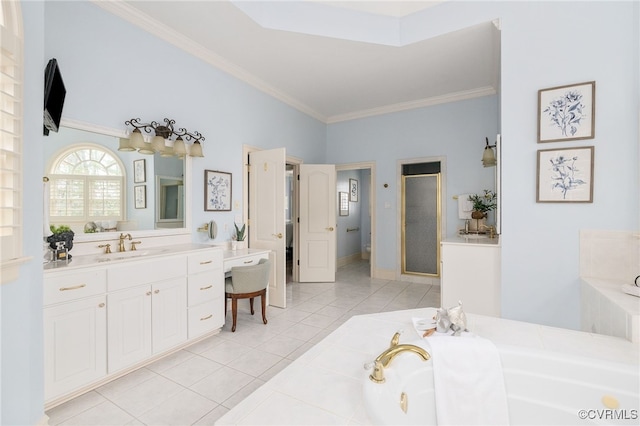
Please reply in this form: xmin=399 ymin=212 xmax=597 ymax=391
xmin=118 ymin=233 xmax=132 ymax=252
xmin=368 ymin=332 xmax=430 ymax=383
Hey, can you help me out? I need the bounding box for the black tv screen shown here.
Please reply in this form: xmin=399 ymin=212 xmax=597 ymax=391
xmin=43 ymin=58 xmax=66 ymax=136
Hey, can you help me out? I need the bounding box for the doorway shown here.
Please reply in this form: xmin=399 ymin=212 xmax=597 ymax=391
xmin=336 ymin=162 xmax=376 ymax=278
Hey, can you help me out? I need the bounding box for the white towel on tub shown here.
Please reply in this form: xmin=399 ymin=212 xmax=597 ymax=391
xmin=425 ymin=333 xmax=509 ymax=426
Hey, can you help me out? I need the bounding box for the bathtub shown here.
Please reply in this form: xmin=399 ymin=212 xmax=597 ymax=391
xmin=363 ymin=340 xmax=639 ymax=425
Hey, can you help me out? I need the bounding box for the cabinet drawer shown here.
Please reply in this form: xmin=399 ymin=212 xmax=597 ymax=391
xmin=224 ymin=253 xmax=269 ymax=272
xmin=188 ymin=299 xmax=224 ymax=339
xmin=108 ymin=256 xmax=187 ymax=292
xmin=188 ymin=249 xmax=223 ymax=274
xmin=187 ymin=271 xmax=223 ymax=307
xmin=44 ymin=269 xmax=107 ymax=305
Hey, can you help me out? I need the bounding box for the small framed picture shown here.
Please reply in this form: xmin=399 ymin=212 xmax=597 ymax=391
xmin=205 ymin=170 xmax=232 ymax=211
xmin=538 ymin=81 xmax=595 ymax=143
xmin=134 ymin=159 xmax=146 ymax=183
xmin=537 ymin=146 xmax=594 ymax=203
xmin=339 ymin=192 xmax=349 ymax=216
xmin=134 ymin=185 xmax=147 ymax=209
xmin=349 ymin=178 xmax=358 ymax=202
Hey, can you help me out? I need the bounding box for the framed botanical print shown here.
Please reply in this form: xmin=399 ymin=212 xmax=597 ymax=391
xmin=538 ymin=81 xmax=595 ymax=143
xmin=349 ymin=178 xmax=358 ymax=202
xmin=134 ymin=185 xmax=146 ymax=209
xmin=339 ymin=192 xmax=349 ymax=216
xmin=133 ymin=159 xmax=146 ymax=183
xmin=205 ymin=170 xmax=232 ymax=211
xmin=537 ymin=146 xmax=594 ymax=203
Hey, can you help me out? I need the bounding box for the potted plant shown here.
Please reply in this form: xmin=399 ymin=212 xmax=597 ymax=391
xmin=233 ymin=223 xmax=246 ymax=250
xmin=468 ymin=190 xmax=497 ymax=219
xmin=47 ymin=225 xmax=75 ymax=260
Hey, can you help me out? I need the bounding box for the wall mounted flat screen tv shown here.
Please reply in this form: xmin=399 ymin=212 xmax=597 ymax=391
xmin=43 ymin=58 xmax=66 ymax=136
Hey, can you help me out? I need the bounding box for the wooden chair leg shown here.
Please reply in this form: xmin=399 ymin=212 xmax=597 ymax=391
xmin=231 ymin=297 xmax=238 ymax=332
xmin=249 ymin=297 xmax=255 ymax=315
xmin=261 ymin=289 xmax=268 ymax=325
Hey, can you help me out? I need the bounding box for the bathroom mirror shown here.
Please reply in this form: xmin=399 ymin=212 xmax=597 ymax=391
xmin=156 ymin=175 xmax=184 ymax=227
xmin=44 ymin=120 xmax=189 ymax=240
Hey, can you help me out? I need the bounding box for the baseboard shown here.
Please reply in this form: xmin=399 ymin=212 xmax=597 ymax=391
xmin=337 ymin=253 xmax=363 ymax=268
xmin=374 ymin=268 xmax=395 ymax=280
xmin=36 ymin=414 xmax=49 ymax=426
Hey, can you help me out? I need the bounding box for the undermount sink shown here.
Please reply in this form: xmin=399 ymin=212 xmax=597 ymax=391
xmin=96 ymin=248 xmax=167 ymax=262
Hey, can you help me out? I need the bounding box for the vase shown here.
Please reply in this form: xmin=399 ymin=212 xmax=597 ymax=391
xmin=471 ymin=211 xmax=486 ymax=219
xmin=46 ymin=231 xmax=74 ymax=259
xmin=236 ymin=241 xmax=246 ymax=250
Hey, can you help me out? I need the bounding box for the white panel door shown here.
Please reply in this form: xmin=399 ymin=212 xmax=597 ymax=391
xmin=152 ymin=278 xmax=187 ymax=353
xmin=249 ymin=148 xmax=286 ymax=308
xmin=107 ymin=285 xmax=152 ymax=373
xmin=299 ymin=164 xmax=336 ymax=282
xmin=44 ymin=295 xmax=107 ymax=401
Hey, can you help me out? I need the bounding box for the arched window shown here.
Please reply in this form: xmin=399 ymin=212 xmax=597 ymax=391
xmin=49 ymin=145 xmax=125 ymax=225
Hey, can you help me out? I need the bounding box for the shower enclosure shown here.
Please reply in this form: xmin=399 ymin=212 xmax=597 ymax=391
xmin=401 ymin=162 xmax=441 ymax=276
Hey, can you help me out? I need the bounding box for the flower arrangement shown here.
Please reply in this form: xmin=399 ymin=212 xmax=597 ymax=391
xmin=47 ymin=225 xmax=75 ymax=258
xmin=468 ymin=190 xmax=497 ymax=213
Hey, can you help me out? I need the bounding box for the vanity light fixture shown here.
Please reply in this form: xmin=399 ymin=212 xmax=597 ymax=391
xmin=122 ymin=118 xmax=205 ymax=158
xmin=482 ymin=137 xmax=497 ymax=168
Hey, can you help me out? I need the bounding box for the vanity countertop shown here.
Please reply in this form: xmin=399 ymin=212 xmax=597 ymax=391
xmin=43 ymin=243 xmax=221 ymax=273
xmin=442 ymin=235 xmax=500 ymax=246
xmin=216 ymin=307 xmax=638 ymax=425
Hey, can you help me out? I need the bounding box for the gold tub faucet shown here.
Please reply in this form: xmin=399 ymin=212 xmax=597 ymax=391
xmin=369 ymin=332 xmax=430 ymax=383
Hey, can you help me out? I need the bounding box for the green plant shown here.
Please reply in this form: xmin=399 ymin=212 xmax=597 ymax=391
xmin=49 ymin=224 xmax=72 ymax=234
xmin=234 ymin=223 xmax=246 ymax=241
xmin=47 ymin=224 xmax=75 ymax=254
xmin=468 ymin=190 xmax=497 ymax=213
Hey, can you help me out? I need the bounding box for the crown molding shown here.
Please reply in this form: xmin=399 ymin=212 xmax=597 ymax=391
xmin=92 ymin=1 xmax=327 ymax=123
xmin=92 ymin=1 xmax=495 ymax=125
xmin=326 ymin=86 xmax=497 ymax=124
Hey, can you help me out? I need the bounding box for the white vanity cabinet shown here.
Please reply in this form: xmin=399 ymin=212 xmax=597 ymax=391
xmin=43 ymin=269 xmax=107 ymax=401
xmin=440 ymin=239 xmax=501 ymax=317
xmin=187 ymin=250 xmax=224 ymax=338
xmin=106 ymin=257 xmax=188 ymax=373
xmin=43 ymin=245 xmax=225 ymax=408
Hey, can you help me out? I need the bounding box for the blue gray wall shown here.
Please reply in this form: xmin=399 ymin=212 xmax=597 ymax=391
xmin=3 ymin=1 xmax=638 ymax=425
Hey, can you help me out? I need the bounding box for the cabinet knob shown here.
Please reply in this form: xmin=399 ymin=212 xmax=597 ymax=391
xmin=146 ymin=291 xmax=152 ymax=296
xmin=154 ymin=289 xmax=160 ymax=294
xmin=272 ymin=233 xmax=283 ymax=239
xmin=326 ymin=227 xmax=334 ymax=231
xmin=98 ymin=303 xmax=105 ymax=308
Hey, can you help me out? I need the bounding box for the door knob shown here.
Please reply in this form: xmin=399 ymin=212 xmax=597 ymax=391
xmin=272 ymin=233 xmax=283 ymax=239
xmin=326 ymin=227 xmax=334 ymax=231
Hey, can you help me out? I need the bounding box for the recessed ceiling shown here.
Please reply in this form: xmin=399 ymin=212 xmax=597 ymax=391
xmin=95 ymin=1 xmax=499 ymax=123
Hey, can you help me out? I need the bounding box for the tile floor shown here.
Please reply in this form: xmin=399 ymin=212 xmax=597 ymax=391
xmin=46 ymin=260 xmax=440 ymax=426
